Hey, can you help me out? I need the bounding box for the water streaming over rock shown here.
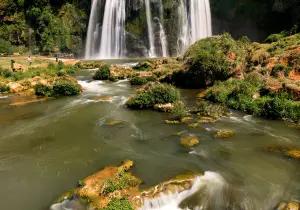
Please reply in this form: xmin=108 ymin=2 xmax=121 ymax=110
xmin=139 ymin=172 xmax=226 ymax=210
xmin=85 ymin=0 xmax=212 ymax=59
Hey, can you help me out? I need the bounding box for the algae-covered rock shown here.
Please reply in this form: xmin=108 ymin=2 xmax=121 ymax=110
xmin=266 ymin=145 xmax=300 ymax=160
xmin=214 ymin=129 xmax=236 ymax=139
xmin=51 ymin=161 xmax=202 ymax=210
xmin=180 ymin=135 xmax=200 ymax=148
xmin=276 ymin=200 xmax=300 ymax=210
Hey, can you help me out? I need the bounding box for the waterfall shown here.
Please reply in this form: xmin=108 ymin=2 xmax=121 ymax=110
xmin=85 ymin=0 xmax=100 ymax=59
xmin=85 ymin=0 xmax=212 ymax=59
xmin=158 ymin=0 xmax=169 ymax=57
xmin=145 ymin=0 xmax=157 ymax=57
xmin=177 ymin=0 xmax=212 ymax=55
xmin=98 ymin=0 xmax=126 ymax=59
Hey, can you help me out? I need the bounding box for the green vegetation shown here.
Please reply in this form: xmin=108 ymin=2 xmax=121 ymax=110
xmin=34 ymin=79 xmax=81 ymax=97
xmin=271 ymin=64 xmax=292 ymax=77
xmin=93 ymin=65 xmax=111 ymax=80
xmin=0 ymin=83 xmax=10 ymax=93
xmin=130 ymin=76 xmax=156 ymax=86
xmin=205 ymin=77 xmax=300 ymax=122
xmin=171 ymin=101 xmax=188 ymax=120
xmin=170 ymin=34 xmax=248 ymax=88
xmin=102 ymin=171 xmax=140 ymax=195
xmin=133 ymin=62 xmax=152 ymax=71
xmin=102 ymin=198 xmax=133 ymax=210
xmin=126 ymin=83 xmax=180 ymax=109
xmin=0 ymin=0 xmax=89 ymax=55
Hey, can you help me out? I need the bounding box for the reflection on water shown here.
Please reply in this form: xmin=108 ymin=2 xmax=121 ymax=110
xmin=0 ymin=71 xmax=299 ymax=210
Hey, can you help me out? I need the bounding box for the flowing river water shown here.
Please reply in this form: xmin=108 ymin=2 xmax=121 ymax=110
xmin=0 ymin=66 xmax=299 ymax=210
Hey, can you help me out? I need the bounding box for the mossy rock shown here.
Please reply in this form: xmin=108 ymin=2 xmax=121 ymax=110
xmin=180 ymin=135 xmax=200 ymax=148
xmin=214 ymin=129 xmax=235 ymax=139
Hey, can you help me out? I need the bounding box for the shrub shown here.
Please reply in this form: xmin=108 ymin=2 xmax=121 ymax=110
xmin=271 ymin=64 xmax=292 ymax=77
xmin=0 ymin=38 xmax=13 ymax=54
xmin=130 ymin=77 xmax=148 ymax=85
xmin=0 ymin=68 xmax=13 ymax=78
xmin=52 ymin=80 xmax=81 ymax=96
xmin=265 ymin=31 xmax=288 ymax=43
xmin=34 ymin=84 xmax=53 ymax=97
xmin=133 ymin=62 xmax=152 ymax=71
xmin=171 ymin=101 xmax=188 ymax=119
xmin=93 ymin=65 xmax=111 ymax=80
xmin=172 ymin=33 xmax=247 ymax=88
xmin=126 ymin=83 xmax=180 ymax=109
xmin=0 ymin=83 xmax=10 ymax=93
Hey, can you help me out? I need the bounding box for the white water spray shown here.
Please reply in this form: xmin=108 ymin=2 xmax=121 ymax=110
xmin=139 ymin=172 xmax=226 ymax=210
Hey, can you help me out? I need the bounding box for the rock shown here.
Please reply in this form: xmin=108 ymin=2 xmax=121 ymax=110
xmin=165 ymin=120 xmax=181 ymax=125
xmin=188 ymin=123 xmax=201 ymax=128
xmin=215 ymin=129 xmax=235 ymax=139
xmin=276 ymin=201 xmax=300 ymax=210
xmin=286 ymin=150 xmax=300 ymax=160
xmin=197 ymin=116 xmax=217 ymax=124
xmin=8 ymin=82 xmax=24 ymax=93
xmin=104 ymin=119 xmax=125 ymax=126
xmin=181 ymin=116 xmax=193 ymax=124
xmin=9 ymin=96 xmax=48 ymax=106
xmin=91 ymin=95 xmax=113 ymax=102
xmin=153 ymin=103 xmax=174 ymax=112
xmin=180 ymin=135 xmax=200 ymax=148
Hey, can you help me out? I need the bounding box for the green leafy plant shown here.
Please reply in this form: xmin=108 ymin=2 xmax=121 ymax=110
xmin=93 ymin=65 xmax=111 ymax=80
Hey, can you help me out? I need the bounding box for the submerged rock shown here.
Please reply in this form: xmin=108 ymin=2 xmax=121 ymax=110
xmin=266 ymin=145 xmax=300 ymax=160
xmin=91 ymin=95 xmax=113 ymax=102
xmin=214 ymin=129 xmax=236 ymax=139
xmin=104 ymin=119 xmax=126 ymax=127
xmin=180 ymin=135 xmax=200 ymax=148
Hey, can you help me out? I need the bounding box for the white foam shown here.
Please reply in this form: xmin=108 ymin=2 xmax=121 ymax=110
xmin=140 ymin=172 xmax=226 ymax=210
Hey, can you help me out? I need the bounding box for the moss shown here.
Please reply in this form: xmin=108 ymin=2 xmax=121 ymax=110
xmin=130 ymin=77 xmax=148 ymax=86
xmin=126 ymin=83 xmax=180 ymax=109
xmin=177 ymin=33 xmax=248 ymax=88
xmin=102 ymin=171 xmax=140 ymax=195
xmin=52 ymin=79 xmax=81 ymax=96
xmin=34 ymin=84 xmax=53 ymax=97
xmin=102 ymin=198 xmax=134 ymax=210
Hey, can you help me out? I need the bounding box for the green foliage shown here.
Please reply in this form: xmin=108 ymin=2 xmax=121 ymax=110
xmin=102 ymin=198 xmax=133 ymax=210
xmin=0 ymin=83 xmax=10 ymax=93
xmin=130 ymin=76 xmax=148 ymax=86
xmin=93 ymin=65 xmax=111 ymax=80
xmin=206 ymin=78 xmax=300 ymax=122
xmin=126 ymin=83 xmax=180 ymax=109
xmin=52 ymin=80 xmax=81 ymax=96
xmin=271 ymin=64 xmax=292 ymax=77
xmin=0 ymin=68 xmax=13 ymax=78
xmin=265 ymin=31 xmax=288 ymax=43
xmin=171 ymin=101 xmax=188 ymax=120
xmin=133 ymin=62 xmax=152 ymax=71
xmin=34 ymin=83 xmax=53 ymax=97
xmin=176 ymin=33 xmax=247 ymax=88
xmin=102 ymin=171 xmax=140 ymax=195
xmin=0 ymin=38 xmax=13 ymax=54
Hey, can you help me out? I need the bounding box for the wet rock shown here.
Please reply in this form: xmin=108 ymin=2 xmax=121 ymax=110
xmin=104 ymin=119 xmax=126 ymax=127
xmin=197 ymin=116 xmax=217 ymax=124
xmin=165 ymin=120 xmax=181 ymax=125
xmin=180 ymin=135 xmax=200 ymax=148
xmin=91 ymin=95 xmax=113 ymax=102
xmin=276 ymin=201 xmax=300 ymax=210
xmin=181 ymin=116 xmax=193 ymax=124
xmin=214 ymin=129 xmax=235 ymax=139
xmin=9 ymin=96 xmax=48 ymax=106
xmin=153 ymin=103 xmax=174 ymax=113
xmin=188 ymin=123 xmax=201 ymax=128
xmin=286 ymin=150 xmax=300 ymax=160
xmin=52 ymin=161 xmax=201 ymax=210
xmin=266 ymin=145 xmax=300 ymax=160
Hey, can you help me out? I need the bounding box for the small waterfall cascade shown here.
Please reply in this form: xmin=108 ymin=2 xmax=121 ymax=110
xmin=85 ymin=0 xmax=212 ymax=59
xmin=139 ymin=172 xmax=226 ymax=210
xmin=145 ymin=0 xmax=157 ymax=57
xmin=177 ymin=0 xmax=212 ymax=55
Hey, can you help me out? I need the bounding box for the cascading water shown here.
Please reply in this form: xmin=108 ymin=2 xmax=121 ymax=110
xmin=139 ymin=172 xmax=227 ymax=210
xmin=177 ymin=0 xmax=212 ymax=55
xmin=85 ymin=0 xmax=212 ymax=59
xmin=145 ymin=0 xmax=157 ymax=57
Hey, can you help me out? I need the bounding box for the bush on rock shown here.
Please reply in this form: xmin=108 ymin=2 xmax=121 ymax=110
xmin=93 ymin=65 xmax=111 ymax=80
xmin=126 ymin=83 xmax=180 ymax=109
